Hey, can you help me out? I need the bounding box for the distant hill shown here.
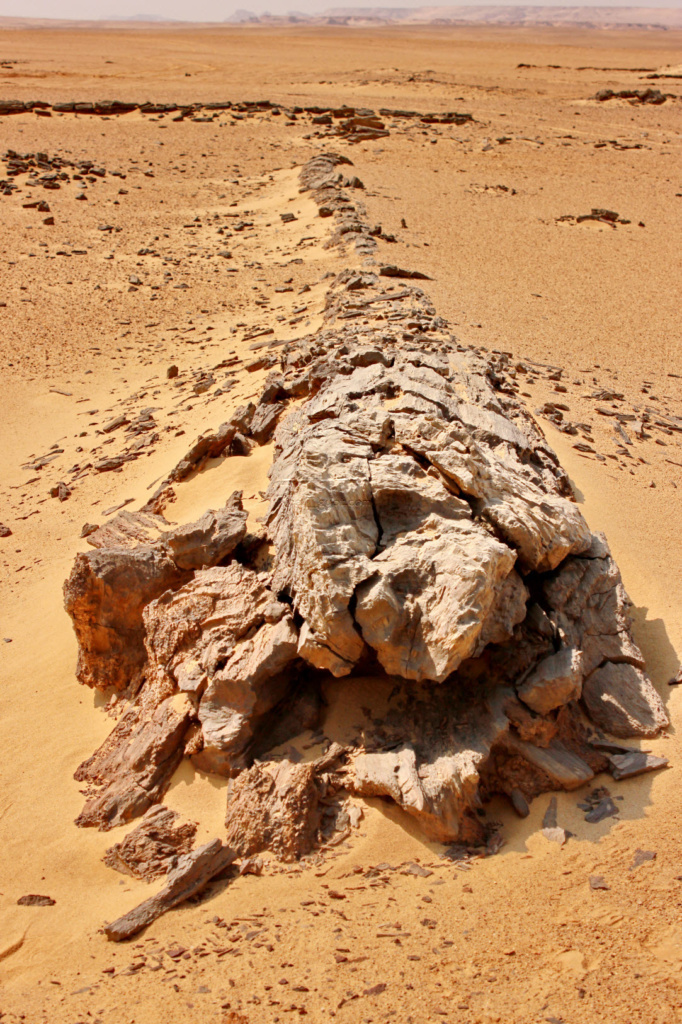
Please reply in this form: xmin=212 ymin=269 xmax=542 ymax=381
xmin=1 ymin=4 xmax=681 ymax=30
xmin=322 ymin=6 xmax=682 ymax=28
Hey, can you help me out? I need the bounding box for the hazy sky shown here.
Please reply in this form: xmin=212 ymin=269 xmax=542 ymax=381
xmin=0 ymin=0 xmax=679 ymax=22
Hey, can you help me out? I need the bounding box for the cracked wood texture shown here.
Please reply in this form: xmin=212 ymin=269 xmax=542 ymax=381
xmin=63 ymin=152 xmax=668 ymax=856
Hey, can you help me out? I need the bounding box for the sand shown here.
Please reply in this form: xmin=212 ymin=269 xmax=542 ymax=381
xmin=0 ymin=23 xmax=681 ymax=1024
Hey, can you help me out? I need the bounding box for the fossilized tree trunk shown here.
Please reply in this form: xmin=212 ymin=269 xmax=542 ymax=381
xmin=64 ymin=152 xmax=668 ymax=860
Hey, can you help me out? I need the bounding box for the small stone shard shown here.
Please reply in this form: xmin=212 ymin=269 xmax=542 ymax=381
xmin=17 ymin=894 xmax=56 ymax=906
xmin=608 ymin=751 xmax=669 ymax=780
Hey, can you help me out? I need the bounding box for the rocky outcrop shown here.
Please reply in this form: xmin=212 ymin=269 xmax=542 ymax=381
xmin=65 ymin=151 xmax=668 ymax=862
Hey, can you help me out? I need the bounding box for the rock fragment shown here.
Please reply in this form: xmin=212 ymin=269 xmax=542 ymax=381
xmin=105 ymin=839 xmax=236 ymax=941
xmin=103 ymin=805 xmax=198 ymax=880
xmin=518 ymin=647 xmax=583 ymax=714
xmin=608 ymin=751 xmax=669 ymax=780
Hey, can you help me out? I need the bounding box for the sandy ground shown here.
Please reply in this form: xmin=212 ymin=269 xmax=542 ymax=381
xmin=0 ymin=24 xmax=681 ymax=1024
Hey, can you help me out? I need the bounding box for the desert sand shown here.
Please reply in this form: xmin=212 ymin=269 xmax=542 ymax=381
xmin=0 ymin=22 xmax=681 ymax=1024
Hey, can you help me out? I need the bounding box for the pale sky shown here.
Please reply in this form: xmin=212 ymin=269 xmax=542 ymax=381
xmin=0 ymin=0 xmax=679 ymax=23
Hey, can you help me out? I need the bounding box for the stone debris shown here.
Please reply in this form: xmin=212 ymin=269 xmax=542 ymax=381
xmin=556 ymin=209 xmax=633 ymax=227
xmin=103 ymin=805 xmax=198 ymax=880
xmin=594 ymin=88 xmax=672 ymax=104
xmin=104 ymin=838 xmax=237 ymax=941
xmin=17 ymin=894 xmax=56 ymax=906
xmin=63 ymin=151 xmax=668 ymax=867
xmin=608 ymin=750 xmax=669 ymax=780
xmin=577 ymin=786 xmax=620 ymax=823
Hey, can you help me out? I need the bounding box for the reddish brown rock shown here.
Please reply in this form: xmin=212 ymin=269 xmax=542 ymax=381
xmin=75 ymin=694 xmax=194 ymax=830
xmin=103 ymin=805 xmax=198 ymax=880
xmin=64 ymin=547 xmax=186 ymax=692
xmin=105 ymin=838 xmax=236 ymax=941
xmin=224 ymin=745 xmax=345 ymax=861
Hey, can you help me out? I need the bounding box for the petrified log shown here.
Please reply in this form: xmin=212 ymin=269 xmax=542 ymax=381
xmin=64 ymin=151 xmax=669 ymax=856
xmin=105 ymin=839 xmax=236 ymax=941
xmin=103 ymin=805 xmax=198 ymax=880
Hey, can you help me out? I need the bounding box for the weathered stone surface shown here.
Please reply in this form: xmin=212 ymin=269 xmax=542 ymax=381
xmin=503 ymin=733 xmax=594 ymax=789
xmin=428 ymin=439 xmax=593 ymax=572
xmin=103 ymin=805 xmax=198 ymax=880
xmin=143 ymin=563 xmax=275 ymax=696
xmin=582 ymin=662 xmax=668 ymax=737
xmin=542 ymin=534 xmax=646 ymax=675
xmin=608 ymin=750 xmax=669 ymax=779
xmin=518 ymin=647 xmax=583 ymax=715
xmin=249 ymin=402 xmax=284 ymax=444
xmin=355 ymin=454 xmax=528 ymax=681
xmin=196 ymin=613 xmax=299 ymax=774
xmin=63 ymin=150 xmax=667 ymax=856
xmin=85 ymin=509 xmax=170 ymax=550
xmin=75 ymin=694 xmax=195 ymax=830
xmin=164 ymin=491 xmax=247 ymax=570
xmin=64 ymin=547 xmax=185 ymax=692
xmin=224 ymin=745 xmax=344 ymax=861
xmin=346 ymin=683 xmax=511 ymax=844
xmin=105 ymin=838 xmax=236 ymax=941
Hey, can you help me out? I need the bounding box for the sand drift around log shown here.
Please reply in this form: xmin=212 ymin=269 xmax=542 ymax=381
xmin=62 ymin=152 xmax=669 ymax=936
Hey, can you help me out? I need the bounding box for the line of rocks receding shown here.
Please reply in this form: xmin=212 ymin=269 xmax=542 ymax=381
xmin=0 ymin=98 xmax=474 ymax=127
xmin=594 ymin=87 xmax=675 ymax=104
xmin=62 ymin=151 xmax=669 ymax=937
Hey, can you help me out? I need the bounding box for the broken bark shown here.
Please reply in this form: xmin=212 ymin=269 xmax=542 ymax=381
xmin=103 ymin=806 xmax=198 ymax=880
xmin=75 ymin=693 xmax=195 ymax=830
xmin=63 ymin=494 xmax=247 ymax=693
xmin=104 ymin=839 xmax=236 ymax=941
xmin=224 ymin=744 xmax=345 ymax=860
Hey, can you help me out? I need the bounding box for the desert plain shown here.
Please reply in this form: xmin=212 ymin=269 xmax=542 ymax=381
xmin=0 ymin=19 xmax=681 ymax=1024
